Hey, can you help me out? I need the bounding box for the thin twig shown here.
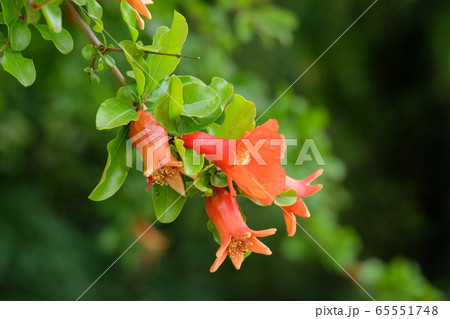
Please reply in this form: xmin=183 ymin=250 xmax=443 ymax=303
xmin=64 ymin=0 xmax=127 ymax=86
xmin=105 ymin=47 xmax=200 ymax=60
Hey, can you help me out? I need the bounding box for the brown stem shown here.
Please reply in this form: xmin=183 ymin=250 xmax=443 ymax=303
xmin=106 ymin=47 xmax=200 ymax=60
xmin=64 ymin=0 xmax=127 ymax=86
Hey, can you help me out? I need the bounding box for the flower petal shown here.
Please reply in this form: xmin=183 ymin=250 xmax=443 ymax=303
xmin=282 ymin=210 xmax=297 ymax=237
xmin=166 ymin=170 xmax=186 ymax=196
xmin=283 ymin=198 xmax=310 ymax=218
xmin=230 ymin=251 xmax=245 ymax=270
xmin=248 ymin=237 xmax=272 ymax=255
xmin=210 ymin=252 xmax=228 ymax=273
xmin=127 ymin=0 xmax=152 ymax=19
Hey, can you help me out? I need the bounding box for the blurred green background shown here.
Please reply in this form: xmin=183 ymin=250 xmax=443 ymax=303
xmin=0 ymin=0 xmax=449 ymax=300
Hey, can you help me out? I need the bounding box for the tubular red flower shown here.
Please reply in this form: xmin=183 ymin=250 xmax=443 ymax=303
xmin=129 ymin=111 xmax=185 ymax=195
xmin=182 ymin=119 xmax=286 ymax=205
xmin=206 ymin=188 xmax=276 ymax=272
xmin=281 ymin=169 xmax=323 ymax=236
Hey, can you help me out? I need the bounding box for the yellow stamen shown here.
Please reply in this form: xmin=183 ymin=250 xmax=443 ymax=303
xmin=152 ymin=166 xmax=178 ymax=186
xmin=228 ymin=237 xmax=253 ymax=259
xmin=237 ymin=150 xmax=251 ymax=165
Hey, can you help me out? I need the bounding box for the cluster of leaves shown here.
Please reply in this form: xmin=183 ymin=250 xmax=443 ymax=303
xmin=0 ymin=0 xmax=75 ymax=86
xmin=1 ymin=0 xmax=297 ymax=252
xmin=90 ymin=10 xmax=298 ymax=232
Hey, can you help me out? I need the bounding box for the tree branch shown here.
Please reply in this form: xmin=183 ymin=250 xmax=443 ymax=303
xmin=64 ymin=0 xmax=127 ymax=86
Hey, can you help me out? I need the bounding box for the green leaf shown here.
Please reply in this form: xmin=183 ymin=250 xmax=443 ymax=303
xmin=0 ymin=0 xmax=20 ymax=27
xmin=153 ymin=184 xmax=187 ymax=223
xmin=274 ymin=189 xmax=298 ymax=207
xmin=86 ymin=0 xmax=102 ymax=20
xmin=0 ymin=31 xmax=7 ymax=45
xmin=23 ymin=2 xmax=41 ymax=24
xmin=10 ymin=19 xmax=31 ymax=51
xmin=214 ymin=94 xmax=256 ymax=139
xmin=89 ymin=126 xmax=130 ymax=201
xmin=120 ymin=0 xmax=138 ymax=41
xmin=193 ymin=168 xmax=213 ymax=195
xmin=210 ymin=170 xmax=228 ymax=187
xmin=148 ymin=11 xmax=188 ymax=90
xmin=207 ymin=220 xmax=220 ymax=245
xmin=42 ymin=3 xmax=62 ymax=33
xmin=174 ymin=139 xmax=204 ymax=175
xmin=177 ymin=82 xmax=221 ymax=134
xmin=81 ymin=44 xmax=95 ymax=60
xmin=178 ymin=75 xmax=204 ymax=86
xmin=103 ymin=54 xmax=115 ymax=67
xmin=154 ymin=75 xmax=183 ymax=135
xmin=209 ymin=77 xmax=234 ymax=110
xmin=120 ymin=40 xmax=150 ymax=97
xmin=2 ymin=47 xmax=36 ymax=86
xmin=182 ymin=82 xmax=220 ymax=117
xmin=73 ymin=0 xmax=87 ymax=6
xmin=96 ymin=98 xmax=139 ymax=130
xmin=138 ymin=44 xmax=162 ymax=52
xmin=35 ymin=24 xmax=74 ymax=54
xmin=116 ymin=82 xmax=139 ymax=104
xmin=92 ymin=18 xmax=103 ymax=33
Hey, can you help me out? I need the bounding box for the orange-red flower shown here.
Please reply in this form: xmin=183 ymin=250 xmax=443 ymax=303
xmin=181 ymin=119 xmax=286 ymax=205
xmin=281 ymin=169 xmax=323 ymax=236
xmin=124 ymin=0 xmax=153 ymax=29
xmin=206 ymin=187 xmax=276 ymax=272
xmin=129 ymin=111 xmax=185 ymax=195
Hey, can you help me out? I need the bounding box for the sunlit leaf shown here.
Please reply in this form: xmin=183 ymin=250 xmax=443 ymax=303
xmin=174 ymin=139 xmax=204 ymax=175
xmin=148 ymin=11 xmax=188 ymax=91
xmin=154 ymin=75 xmax=183 ymax=135
xmin=120 ymin=40 xmax=150 ymax=97
xmin=120 ymin=0 xmax=138 ymax=41
xmin=214 ymin=94 xmax=256 ymax=138
xmin=96 ymin=98 xmax=139 ymax=130
xmin=209 ymin=77 xmax=234 ymax=110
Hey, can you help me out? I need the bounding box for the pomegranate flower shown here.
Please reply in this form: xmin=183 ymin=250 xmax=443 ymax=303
xmin=181 ymin=119 xmax=286 ymax=205
xmin=124 ymin=0 xmax=153 ymax=30
xmin=206 ymin=188 xmax=276 ymax=272
xmin=129 ymin=111 xmax=185 ymax=195
xmin=281 ymin=169 xmax=323 ymax=236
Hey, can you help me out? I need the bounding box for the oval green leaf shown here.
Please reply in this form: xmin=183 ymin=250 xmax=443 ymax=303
xmin=96 ymin=98 xmax=139 ymax=130
xmin=89 ymin=126 xmax=131 ymax=201
xmin=2 ymin=47 xmax=36 ymax=87
xmin=153 ymin=184 xmax=187 ymax=223
xmin=10 ymin=19 xmax=31 ymax=51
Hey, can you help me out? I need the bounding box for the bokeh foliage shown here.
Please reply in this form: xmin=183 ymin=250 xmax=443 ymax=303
xmin=0 ymin=0 xmax=448 ymax=300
